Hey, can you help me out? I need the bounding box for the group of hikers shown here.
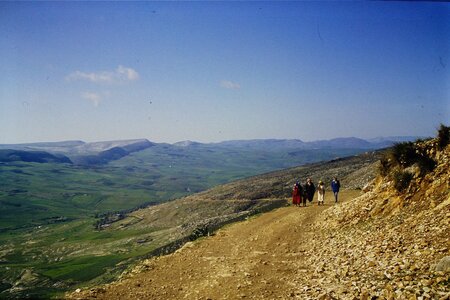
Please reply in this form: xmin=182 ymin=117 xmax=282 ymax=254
xmin=292 ymin=177 xmax=340 ymax=206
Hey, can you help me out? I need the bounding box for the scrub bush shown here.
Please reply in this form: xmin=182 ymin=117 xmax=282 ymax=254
xmin=437 ymin=123 xmax=450 ymax=150
xmin=393 ymin=170 xmax=413 ymax=192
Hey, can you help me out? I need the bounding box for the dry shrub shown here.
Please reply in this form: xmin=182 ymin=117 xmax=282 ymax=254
xmin=378 ymin=156 xmax=391 ymax=177
xmin=437 ymin=123 xmax=450 ymax=150
xmin=380 ymin=141 xmax=436 ymax=178
xmin=391 ymin=142 xmax=417 ymax=168
xmin=393 ymin=170 xmax=413 ymax=192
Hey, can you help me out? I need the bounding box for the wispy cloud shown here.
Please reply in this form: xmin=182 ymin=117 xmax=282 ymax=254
xmin=220 ymin=80 xmax=241 ymax=90
xmin=116 ymin=65 xmax=139 ymax=81
xmin=82 ymin=92 xmax=102 ymax=107
xmin=67 ymin=65 xmax=139 ymax=83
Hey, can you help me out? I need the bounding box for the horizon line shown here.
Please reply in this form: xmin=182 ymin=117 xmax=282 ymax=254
xmin=0 ymin=135 xmax=428 ymax=146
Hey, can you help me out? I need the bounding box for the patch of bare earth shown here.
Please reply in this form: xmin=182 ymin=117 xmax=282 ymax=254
xmin=67 ymin=191 xmax=361 ymax=299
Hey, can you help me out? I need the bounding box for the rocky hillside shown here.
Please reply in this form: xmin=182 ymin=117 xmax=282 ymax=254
xmin=0 ymin=146 xmax=383 ymax=299
xmin=89 ymin=151 xmax=381 ymax=260
xmin=67 ymin=132 xmax=449 ymax=299
xmin=185 ymin=150 xmax=382 ymax=201
xmin=302 ymin=136 xmax=450 ymax=299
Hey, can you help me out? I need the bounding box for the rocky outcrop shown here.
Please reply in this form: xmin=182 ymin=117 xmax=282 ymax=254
xmin=305 ymin=139 xmax=450 ymax=299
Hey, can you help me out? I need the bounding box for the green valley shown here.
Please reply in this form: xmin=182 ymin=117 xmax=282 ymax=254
xmin=0 ymin=138 xmax=396 ymax=298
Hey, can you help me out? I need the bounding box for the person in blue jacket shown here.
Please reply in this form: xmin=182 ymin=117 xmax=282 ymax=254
xmin=331 ymin=177 xmax=340 ymax=203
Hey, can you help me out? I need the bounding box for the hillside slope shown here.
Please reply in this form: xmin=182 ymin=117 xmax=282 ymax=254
xmin=68 ymin=139 xmax=449 ymax=299
xmin=0 ymin=149 xmax=381 ymax=299
xmin=82 ymin=151 xmax=381 ymax=265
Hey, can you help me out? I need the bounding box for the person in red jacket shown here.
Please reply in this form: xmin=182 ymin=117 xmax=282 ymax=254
xmin=292 ymin=182 xmax=302 ymax=206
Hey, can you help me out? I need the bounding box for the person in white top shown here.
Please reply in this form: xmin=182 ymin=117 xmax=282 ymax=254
xmin=317 ymin=180 xmax=325 ymax=206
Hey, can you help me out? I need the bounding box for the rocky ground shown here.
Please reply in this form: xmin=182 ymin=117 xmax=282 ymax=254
xmin=67 ymin=191 xmax=449 ymax=299
xmin=67 ymin=142 xmax=449 ymax=300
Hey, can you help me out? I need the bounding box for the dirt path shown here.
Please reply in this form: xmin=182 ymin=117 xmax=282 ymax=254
xmin=68 ymin=191 xmax=361 ymax=300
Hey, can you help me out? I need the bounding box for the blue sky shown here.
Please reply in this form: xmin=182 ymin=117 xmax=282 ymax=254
xmin=0 ymin=1 xmax=448 ymax=144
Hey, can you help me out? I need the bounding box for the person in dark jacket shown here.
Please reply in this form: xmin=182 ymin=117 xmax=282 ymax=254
xmin=301 ymin=183 xmax=308 ymax=207
xmin=331 ymin=177 xmax=341 ymax=203
xmin=304 ymin=178 xmax=316 ymax=204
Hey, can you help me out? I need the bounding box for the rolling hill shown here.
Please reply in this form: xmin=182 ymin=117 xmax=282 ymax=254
xmin=0 ymin=139 xmax=155 ymax=166
xmin=0 ymin=135 xmax=425 ymax=298
xmin=0 ymin=150 xmax=382 ymax=299
xmin=0 ymin=136 xmax=419 ymax=166
xmin=67 ymin=134 xmax=449 ymax=300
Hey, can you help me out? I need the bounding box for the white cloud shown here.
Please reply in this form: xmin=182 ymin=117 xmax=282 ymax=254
xmin=117 ymin=65 xmax=139 ymax=81
xmin=68 ymin=71 xmax=115 ymax=83
xmin=82 ymin=92 xmax=102 ymax=107
xmin=220 ymin=80 xmax=241 ymax=90
xmin=67 ymin=65 xmax=139 ymax=83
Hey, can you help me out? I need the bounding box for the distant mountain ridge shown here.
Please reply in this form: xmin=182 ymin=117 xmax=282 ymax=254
xmin=0 ymin=136 xmax=421 ymax=152
xmin=201 ymin=136 xmax=421 ymax=150
xmin=307 ymin=137 xmax=373 ymax=149
xmin=172 ymin=140 xmax=203 ymax=147
xmin=0 ymin=139 xmax=154 ymax=165
xmin=69 ymin=139 xmax=155 ymax=165
xmin=209 ymin=139 xmax=307 ymax=150
xmin=0 ymin=149 xmax=72 ymax=164
xmin=367 ymin=135 xmax=422 ymax=143
xmin=0 ymin=136 xmax=420 ymax=165
xmin=0 ymin=139 xmax=153 ymax=154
